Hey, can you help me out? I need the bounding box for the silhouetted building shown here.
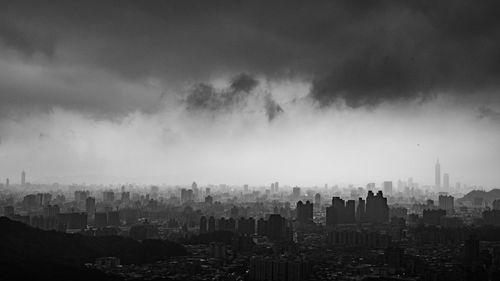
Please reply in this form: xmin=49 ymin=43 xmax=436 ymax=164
xmin=268 ymin=214 xmax=288 ymax=241
xmin=365 ymin=191 xmax=389 ymax=223
xmin=326 ymin=197 xmax=345 ymax=226
xmin=107 ymin=211 xmax=120 ymax=226
xmin=295 ymin=200 xmax=313 ymax=224
xmin=200 ymin=216 xmax=207 ymax=234
xmin=345 ymin=200 xmax=356 ymax=223
xmin=58 ymin=212 xmax=87 ymax=229
xmin=327 ymin=230 xmax=391 ymax=249
xmin=438 ymin=195 xmax=454 ymax=214
xmin=249 ymin=255 xmax=311 ymax=281
xmin=95 ymin=212 xmax=108 ymax=228
xmin=208 ymin=216 xmax=216 ymax=233
xmin=356 ymin=197 xmax=366 ymax=222
xmin=314 ymin=193 xmax=321 ymax=210
xmin=422 ymin=209 xmax=446 ymax=226
xmin=237 ymin=217 xmax=255 ymax=235
xmin=86 ymin=197 xmax=96 ymax=218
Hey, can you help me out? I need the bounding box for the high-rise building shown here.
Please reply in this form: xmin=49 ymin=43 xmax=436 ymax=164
xmin=443 ymin=173 xmax=450 ymax=191
xmin=356 ymin=198 xmax=366 ymax=222
xmin=422 ymin=209 xmax=446 ymax=225
xmin=267 ymin=214 xmax=287 ymax=241
xmin=181 ymin=188 xmax=194 ymax=204
xmin=344 ymin=200 xmax=356 ymax=223
xmin=438 ymin=195 xmax=454 ymax=214
xmin=107 ymin=211 xmax=120 ymax=226
xmin=314 ymin=193 xmax=321 ymax=209
xmin=200 ymin=216 xmax=207 ymax=234
xmin=292 ymin=187 xmax=301 ymax=198
xmin=208 ymin=216 xmax=216 ymax=233
xmin=365 ymin=191 xmax=389 ymax=223
xmin=383 ymin=181 xmax=393 ymax=195
xmin=296 ymin=201 xmax=313 ymax=224
xmin=86 ymin=197 xmax=96 ymax=218
xmin=5 ymin=178 xmax=9 ymax=188
xmin=21 ymin=170 xmax=26 ymax=186
xmin=103 ymin=191 xmax=115 ymax=203
xmin=435 ymin=159 xmax=441 ymax=189
xmin=326 ymin=197 xmax=345 ymax=226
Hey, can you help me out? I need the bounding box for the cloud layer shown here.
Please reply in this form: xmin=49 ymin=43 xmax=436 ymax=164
xmin=1 ymin=1 xmax=500 ymax=186
xmin=1 ymin=0 xmax=500 ymax=117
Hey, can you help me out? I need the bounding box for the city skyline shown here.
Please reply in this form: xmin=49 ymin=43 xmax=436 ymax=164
xmin=0 ymin=158 xmax=478 ymax=192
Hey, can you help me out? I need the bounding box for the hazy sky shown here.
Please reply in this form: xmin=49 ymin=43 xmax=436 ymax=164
xmin=1 ymin=0 xmax=500 ymax=187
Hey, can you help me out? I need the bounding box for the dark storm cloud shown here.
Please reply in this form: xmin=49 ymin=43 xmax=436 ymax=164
xmin=186 ymin=73 xmax=258 ymax=112
xmin=264 ymin=94 xmax=284 ymax=121
xmin=479 ymin=106 xmax=500 ymax=122
xmin=1 ymin=0 xmax=500 ymax=116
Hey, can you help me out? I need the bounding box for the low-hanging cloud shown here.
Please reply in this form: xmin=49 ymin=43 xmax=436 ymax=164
xmin=185 ymin=73 xmax=283 ymax=121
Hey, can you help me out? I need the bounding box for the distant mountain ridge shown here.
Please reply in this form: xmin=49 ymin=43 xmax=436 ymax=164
xmin=457 ymin=189 xmax=500 ymax=203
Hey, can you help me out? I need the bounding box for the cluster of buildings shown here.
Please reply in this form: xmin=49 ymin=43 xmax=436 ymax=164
xmin=1 ymin=161 xmax=500 ymax=280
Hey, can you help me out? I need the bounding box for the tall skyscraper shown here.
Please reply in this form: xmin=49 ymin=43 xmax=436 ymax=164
xmin=435 ymin=159 xmax=441 ymax=189
xmin=443 ymin=173 xmax=450 ymax=191
xmin=5 ymin=178 xmax=9 ymax=188
xmin=21 ymin=170 xmax=26 ymax=186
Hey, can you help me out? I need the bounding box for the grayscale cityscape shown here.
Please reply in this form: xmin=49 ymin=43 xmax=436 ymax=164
xmin=1 ymin=1 xmax=500 ymax=281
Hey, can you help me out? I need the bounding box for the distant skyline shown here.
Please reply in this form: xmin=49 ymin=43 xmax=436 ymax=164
xmin=1 ymin=1 xmax=500 ymax=187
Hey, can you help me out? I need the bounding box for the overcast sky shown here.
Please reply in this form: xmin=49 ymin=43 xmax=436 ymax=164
xmin=1 ymin=0 xmax=500 ymax=187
